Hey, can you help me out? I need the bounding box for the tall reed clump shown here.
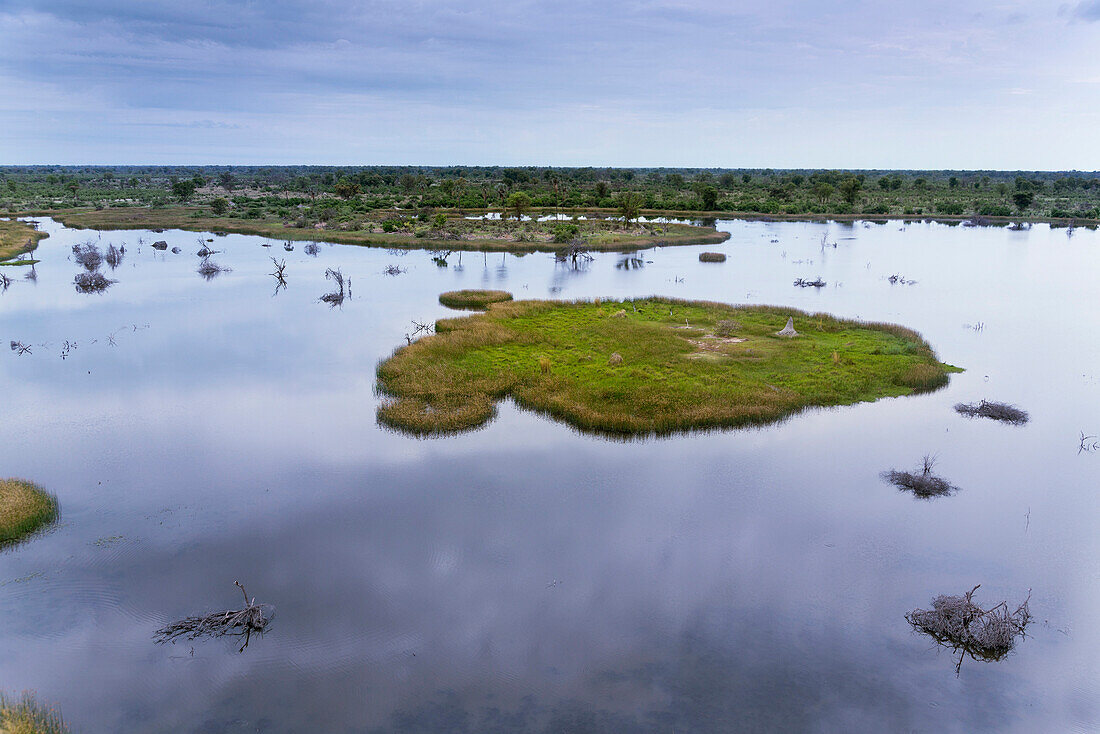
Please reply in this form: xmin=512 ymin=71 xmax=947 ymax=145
xmin=0 ymin=691 xmax=70 ymax=734
xmin=376 ymin=297 xmax=959 ymax=437
xmin=0 ymin=478 xmax=59 ymax=547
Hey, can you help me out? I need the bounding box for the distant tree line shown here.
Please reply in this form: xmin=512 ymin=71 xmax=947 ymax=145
xmin=3 ymin=165 xmax=1100 ymax=221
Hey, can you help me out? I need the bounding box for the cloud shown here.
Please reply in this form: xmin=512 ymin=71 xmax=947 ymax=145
xmin=1074 ymin=0 xmax=1100 ymax=19
xmin=2 ymin=0 xmax=1100 ymax=165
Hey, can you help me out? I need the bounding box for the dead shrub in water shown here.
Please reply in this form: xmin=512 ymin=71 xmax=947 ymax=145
xmin=321 ymin=267 xmax=350 ymax=305
xmin=74 ymin=271 xmax=116 ymax=293
xmin=154 ymin=581 xmax=273 ymax=653
xmin=906 ymin=584 xmax=1031 ymax=676
xmin=72 ymin=242 xmax=102 ymax=271
xmin=954 ymin=400 xmax=1029 ymax=425
xmin=881 ymin=454 xmax=958 ymax=498
xmin=698 ymin=251 xmax=726 ymax=263
xmin=104 ymin=243 xmax=125 ymax=269
xmin=197 ymin=258 xmax=230 ymax=280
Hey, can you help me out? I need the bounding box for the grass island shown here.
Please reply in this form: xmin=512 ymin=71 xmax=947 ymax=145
xmin=43 ymin=207 xmax=729 ymax=253
xmin=439 ymin=289 xmax=515 ymax=310
xmin=0 ymin=219 xmax=47 ymax=263
xmin=0 ymin=478 xmax=59 ymax=547
xmin=376 ymin=297 xmax=960 ymax=436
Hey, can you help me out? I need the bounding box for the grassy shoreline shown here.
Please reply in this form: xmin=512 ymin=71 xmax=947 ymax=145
xmin=0 ymin=219 xmax=48 ymax=262
xmin=376 ymin=297 xmax=960 ymax=437
xmin=0 ymin=478 xmax=59 ymax=547
xmin=38 ymin=207 xmax=730 ymax=252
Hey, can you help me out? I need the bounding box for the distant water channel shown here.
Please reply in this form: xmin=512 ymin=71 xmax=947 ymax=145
xmin=1 ymin=217 xmax=1098 ymax=732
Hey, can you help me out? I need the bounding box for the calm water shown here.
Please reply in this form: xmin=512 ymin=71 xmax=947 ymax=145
xmin=1 ymin=217 xmax=1098 ymax=733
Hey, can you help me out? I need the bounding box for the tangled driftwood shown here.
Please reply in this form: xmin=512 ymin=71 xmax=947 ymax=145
xmin=154 ymin=581 xmax=273 ymax=653
xmin=906 ymin=584 xmax=1031 ymax=676
xmin=954 ymin=400 xmax=1029 ymax=425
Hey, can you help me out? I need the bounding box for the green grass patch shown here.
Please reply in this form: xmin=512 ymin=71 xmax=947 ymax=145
xmin=699 ymin=252 xmax=727 ymax=262
xmin=439 ymin=289 xmax=514 ymax=310
xmin=0 ymin=479 xmax=59 ymax=548
xmin=0 ymin=691 xmax=70 ymax=734
xmin=376 ymin=297 xmax=961 ymax=436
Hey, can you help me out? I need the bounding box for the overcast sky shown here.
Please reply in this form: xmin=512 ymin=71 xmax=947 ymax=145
xmin=2 ymin=0 xmax=1100 ymax=168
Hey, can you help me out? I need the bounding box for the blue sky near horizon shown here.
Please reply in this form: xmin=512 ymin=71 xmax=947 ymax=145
xmin=2 ymin=0 xmax=1100 ymax=168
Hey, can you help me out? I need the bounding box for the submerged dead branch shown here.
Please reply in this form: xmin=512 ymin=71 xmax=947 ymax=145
xmin=154 ymin=581 xmax=273 ymax=653
xmin=269 ymin=257 xmax=288 ymax=294
xmin=906 ymin=585 xmax=1031 ymax=676
xmin=405 ymin=319 xmax=435 ymax=344
xmin=794 ymin=277 xmax=826 ymax=288
xmin=881 ymin=454 xmax=958 ymax=498
xmin=954 ymin=400 xmax=1029 ymax=425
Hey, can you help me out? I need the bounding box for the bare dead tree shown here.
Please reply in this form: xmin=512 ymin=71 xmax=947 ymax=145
xmin=555 ymin=241 xmax=593 ymax=268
